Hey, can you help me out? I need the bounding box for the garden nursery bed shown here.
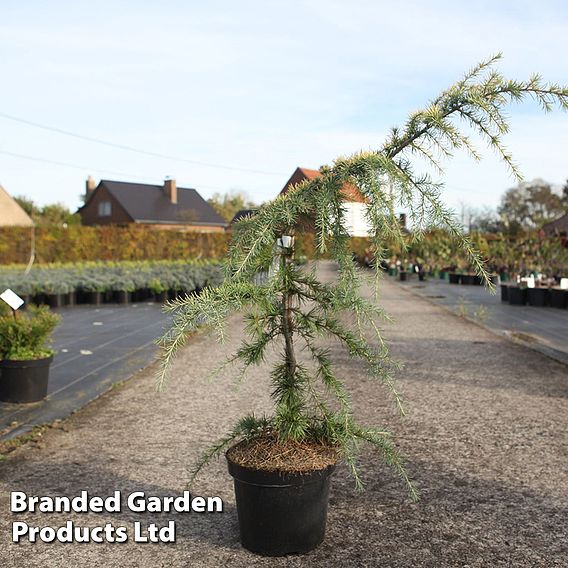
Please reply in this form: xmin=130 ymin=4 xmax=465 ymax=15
xmin=0 ymin=260 xmax=224 ymax=307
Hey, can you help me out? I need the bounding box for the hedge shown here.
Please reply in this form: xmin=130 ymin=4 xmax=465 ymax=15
xmin=4 ymin=225 xmax=561 ymax=278
xmin=0 ymin=226 xmax=230 ymax=264
xmin=0 ymin=226 xmax=372 ymax=265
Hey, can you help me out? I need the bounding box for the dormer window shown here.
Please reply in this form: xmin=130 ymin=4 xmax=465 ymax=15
xmin=98 ymin=201 xmax=112 ymax=216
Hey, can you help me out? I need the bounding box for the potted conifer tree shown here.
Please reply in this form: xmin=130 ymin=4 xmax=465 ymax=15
xmin=0 ymin=303 xmax=60 ymax=403
xmin=157 ymin=56 xmax=568 ymax=556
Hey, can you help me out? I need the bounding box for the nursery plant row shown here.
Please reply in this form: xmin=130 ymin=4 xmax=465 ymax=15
xmin=499 ymin=283 xmax=568 ymax=309
xmin=373 ymin=231 xmax=568 ymax=281
xmin=0 ymin=260 xmax=224 ymax=307
xmin=387 ymin=264 xmax=567 ymax=309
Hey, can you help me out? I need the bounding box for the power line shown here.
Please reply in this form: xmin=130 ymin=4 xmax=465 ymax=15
xmin=0 ymin=149 xmax=149 ymax=181
xmin=0 ymin=149 xmax=242 ymax=194
xmin=0 ymin=111 xmax=284 ymax=177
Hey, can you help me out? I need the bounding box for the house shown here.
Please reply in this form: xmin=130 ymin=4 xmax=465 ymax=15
xmin=542 ymin=212 xmax=568 ymax=237
xmin=279 ymin=167 xmax=371 ymax=237
xmin=78 ymin=177 xmax=227 ymax=232
xmin=0 ymin=184 xmax=34 ymax=227
xmin=230 ymin=208 xmax=258 ymax=224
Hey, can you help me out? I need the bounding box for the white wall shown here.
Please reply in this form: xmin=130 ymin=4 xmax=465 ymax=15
xmin=344 ymin=202 xmax=370 ymax=237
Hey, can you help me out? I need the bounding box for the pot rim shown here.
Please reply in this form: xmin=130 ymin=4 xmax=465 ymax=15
xmin=0 ymin=355 xmax=54 ymax=368
xmin=226 ymin=452 xmax=337 ymax=487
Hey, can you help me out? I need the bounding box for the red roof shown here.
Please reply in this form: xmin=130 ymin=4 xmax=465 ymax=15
xmin=280 ymin=167 xmax=366 ymax=203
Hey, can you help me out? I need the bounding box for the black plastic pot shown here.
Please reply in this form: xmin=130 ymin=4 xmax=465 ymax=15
xmin=399 ymin=271 xmax=408 ymax=282
xmin=508 ymin=286 xmax=527 ymax=305
xmin=77 ymin=290 xmax=103 ymax=305
xmin=418 ymin=272 xmax=426 ymax=281
xmin=134 ymin=288 xmax=152 ymax=302
xmin=0 ymin=356 xmax=53 ymax=403
xmin=75 ymin=290 xmax=87 ymax=304
xmin=461 ymin=274 xmax=475 ymax=286
xmin=88 ymin=291 xmax=103 ymax=306
xmin=113 ymin=290 xmax=131 ymax=304
xmin=550 ymin=288 xmax=567 ymax=309
xmin=32 ymin=293 xmax=48 ymax=306
xmin=227 ymin=458 xmax=336 ymax=556
xmin=527 ymin=287 xmax=549 ymax=307
xmin=155 ymin=290 xmax=169 ymax=303
xmin=500 ymin=283 xmax=509 ymax=302
xmin=448 ymin=273 xmax=461 ymax=284
xmin=66 ymin=291 xmax=76 ymax=307
xmin=47 ymin=293 xmax=64 ymax=308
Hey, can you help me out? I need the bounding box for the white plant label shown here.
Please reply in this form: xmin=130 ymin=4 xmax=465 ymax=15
xmin=0 ymin=288 xmax=24 ymax=310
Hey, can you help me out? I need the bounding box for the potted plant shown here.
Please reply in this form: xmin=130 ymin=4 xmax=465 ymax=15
xmin=44 ymin=279 xmax=71 ymax=308
xmin=157 ymin=57 xmax=568 ymax=556
xmin=0 ymin=303 xmax=60 ymax=403
xmin=508 ymin=282 xmax=528 ymax=305
xmin=550 ymin=286 xmax=567 ymax=309
xmin=527 ymin=285 xmax=549 ymax=307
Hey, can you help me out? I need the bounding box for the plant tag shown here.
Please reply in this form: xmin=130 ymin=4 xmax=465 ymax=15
xmin=561 ymin=278 xmax=568 ymax=290
xmin=0 ymin=288 xmax=24 ymax=310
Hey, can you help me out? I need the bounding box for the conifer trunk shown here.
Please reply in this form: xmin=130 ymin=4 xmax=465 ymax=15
xmin=281 ymin=252 xmax=296 ymax=380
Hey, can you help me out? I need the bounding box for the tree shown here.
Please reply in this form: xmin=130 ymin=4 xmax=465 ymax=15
xmin=468 ymin=205 xmax=503 ymax=233
xmin=498 ymin=178 xmax=565 ymax=234
xmin=13 ymin=196 xmax=35 ymax=217
xmin=13 ymin=197 xmax=80 ymax=226
xmin=39 ymin=203 xmax=80 ymax=226
xmin=158 ymin=55 xmax=568 ymax=498
xmin=207 ymin=191 xmax=257 ymax=223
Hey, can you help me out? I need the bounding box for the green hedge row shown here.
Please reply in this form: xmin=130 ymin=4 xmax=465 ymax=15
xmin=0 ymin=226 xmax=230 ymax=264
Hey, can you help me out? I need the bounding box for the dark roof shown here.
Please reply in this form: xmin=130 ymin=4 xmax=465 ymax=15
xmin=89 ymin=180 xmax=227 ymax=226
xmin=542 ymin=212 xmax=568 ymax=235
xmin=231 ymin=208 xmax=258 ymax=224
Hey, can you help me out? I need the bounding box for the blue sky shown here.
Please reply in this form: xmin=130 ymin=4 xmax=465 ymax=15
xmin=1 ymin=0 xmax=567 ymax=213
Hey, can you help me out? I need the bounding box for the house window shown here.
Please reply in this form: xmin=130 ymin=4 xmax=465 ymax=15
xmin=98 ymin=201 xmax=112 ymax=216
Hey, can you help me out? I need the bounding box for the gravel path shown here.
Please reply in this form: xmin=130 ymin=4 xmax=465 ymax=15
xmin=1 ymin=263 xmax=566 ymax=567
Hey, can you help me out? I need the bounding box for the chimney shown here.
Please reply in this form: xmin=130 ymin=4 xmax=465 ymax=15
xmin=86 ymin=176 xmax=96 ymax=198
xmin=164 ymin=178 xmax=177 ymax=204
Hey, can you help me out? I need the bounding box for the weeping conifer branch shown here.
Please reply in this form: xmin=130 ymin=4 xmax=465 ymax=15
xmin=158 ymin=56 xmax=568 ymax=498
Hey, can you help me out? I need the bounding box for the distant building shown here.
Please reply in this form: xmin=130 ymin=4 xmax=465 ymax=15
xmin=280 ymin=167 xmax=371 ymax=237
xmin=542 ymin=212 xmax=568 ymax=237
xmin=0 ymin=184 xmax=34 ymax=227
xmin=78 ymin=177 xmax=227 ymax=232
xmin=230 ymin=208 xmax=258 ymax=224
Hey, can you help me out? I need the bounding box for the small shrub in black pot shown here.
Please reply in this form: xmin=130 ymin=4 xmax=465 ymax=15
xmin=0 ymin=303 xmax=60 ymax=403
